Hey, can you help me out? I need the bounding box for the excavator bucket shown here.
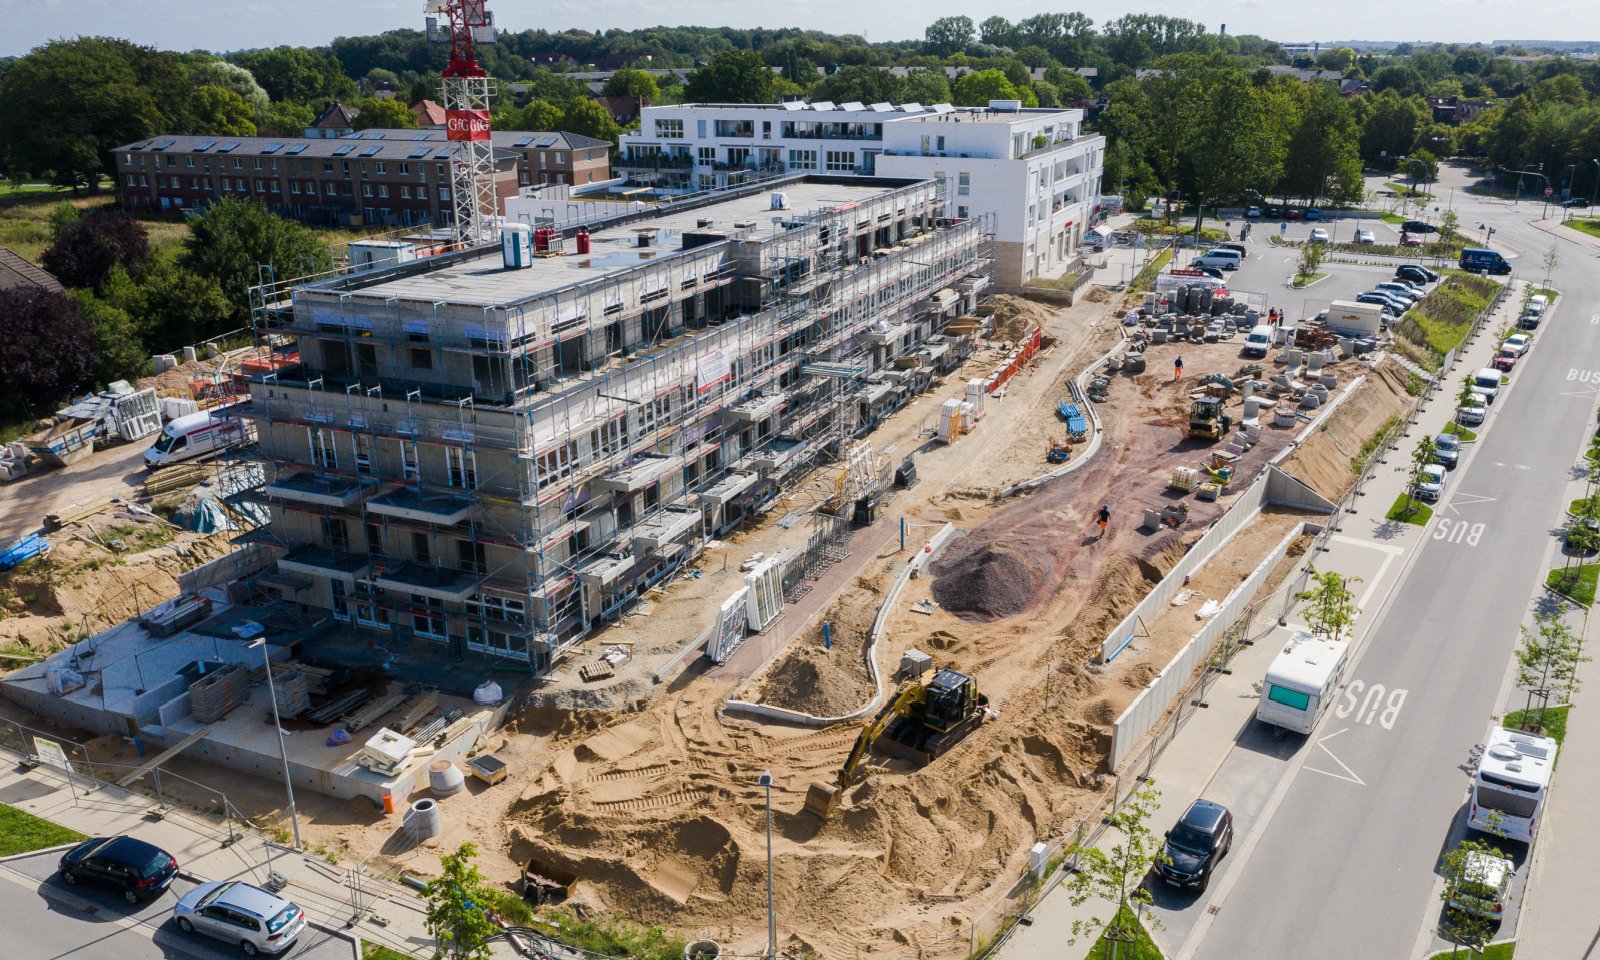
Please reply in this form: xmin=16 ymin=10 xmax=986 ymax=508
xmin=802 ymin=779 xmax=840 ymax=818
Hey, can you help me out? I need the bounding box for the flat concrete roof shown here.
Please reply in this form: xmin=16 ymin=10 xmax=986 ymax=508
xmin=332 ymin=180 xmax=897 ymax=309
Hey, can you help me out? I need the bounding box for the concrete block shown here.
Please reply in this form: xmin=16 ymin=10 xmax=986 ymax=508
xmin=152 ymin=354 xmax=178 ymax=373
xmin=182 ymin=346 xmax=198 ymax=363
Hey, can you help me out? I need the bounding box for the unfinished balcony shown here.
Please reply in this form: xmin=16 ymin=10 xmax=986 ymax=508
xmin=277 ymin=544 xmax=372 ymax=583
xmin=365 ymin=488 xmax=478 ymax=526
xmin=374 ymin=562 xmax=481 ymax=603
xmin=632 ymin=506 xmax=702 ymax=560
xmin=724 ymin=393 xmax=784 ymax=424
xmin=594 ymin=454 xmax=682 ymax=495
xmin=261 ymin=471 xmax=370 ymax=509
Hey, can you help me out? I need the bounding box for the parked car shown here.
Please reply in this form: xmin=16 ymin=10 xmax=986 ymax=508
xmin=1472 ymin=367 xmax=1502 ymax=404
xmin=58 ymin=836 xmax=178 ymax=905
xmin=1433 ymin=432 xmax=1461 ymax=469
xmin=174 ymin=881 xmax=307 ymax=957
xmin=1156 ymin=799 xmax=1234 ymax=892
xmin=1519 ymin=309 xmax=1543 ymax=330
xmin=1399 ymin=233 xmax=1422 ymax=246
xmin=1446 ymin=849 xmax=1514 ymax=919
xmin=1402 ymin=219 xmax=1439 ymax=234
xmin=1246 ymin=205 xmax=1262 ymax=218
xmin=1266 ymin=205 xmax=1283 ymax=217
xmin=1526 ymin=293 xmax=1550 ymax=316
xmin=1397 ymin=264 xmax=1440 ymax=284
xmin=1559 ymin=197 xmax=1590 ymax=209
xmin=1285 ymin=208 xmax=1302 ymax=220
xmin=1305 ymin=207 xmax=1323 ymax=220
xmin=1354 ymin=294 xmax=1402 ymax=319
xmin=1503 ymin=333 xmax=1532 ymax=356
xmin=1216 ymin=242 xmax=1248 ymax=260
xmin=1493 ymin=347 xmax=1519 ymax=371
xmin=1374 ymin=281 xmax=1423 ymax=303
xmin=1413 ymin=464 xmax=1448 ymax=501
xmin=1195 ymin=266 xmax=1226 ymax=279
xmin=1308 ymin=227 xmax=1331 ymax=243
xmin=1354 ymin=229 xmax=1377 ymax=244
xmin=1458 ymin=403 xmax=1487 ymax=426
xmin=1360 ymin=290 xmax=1411 ymax=313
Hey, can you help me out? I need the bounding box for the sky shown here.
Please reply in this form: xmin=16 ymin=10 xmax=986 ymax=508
xmin=5 ymin=0 xmax=1599 ymax=57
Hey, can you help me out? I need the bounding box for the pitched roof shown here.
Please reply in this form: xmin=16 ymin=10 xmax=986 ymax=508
xmin=349 ymin=128 xmax=611 ymax=150
xmin=112 ymin=134 xmax=519 ymax=166
xmin=311 ymin=102 xmax=362 ymax=130
xmin=0 ymin=249 xmax=66 ymax=296
xmin=412 ymin=100 xmax=448 ymax=127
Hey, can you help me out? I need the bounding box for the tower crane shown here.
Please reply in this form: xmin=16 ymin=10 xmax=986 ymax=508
xmin=425 ymin=0 xmax=499 ymax=244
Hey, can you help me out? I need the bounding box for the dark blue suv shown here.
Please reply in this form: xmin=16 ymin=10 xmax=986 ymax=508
xmin=59 ymin=836 xmax=178 ymax=904
xmin=1156 ymin=799 xmax=1233 ymax=892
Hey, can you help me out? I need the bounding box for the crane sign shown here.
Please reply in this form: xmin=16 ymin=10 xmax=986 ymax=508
xmin=426 ymin=1 xmax=498 ymax=243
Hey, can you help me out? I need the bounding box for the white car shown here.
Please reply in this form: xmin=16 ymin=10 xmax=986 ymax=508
xmin=1353 ymin=229 xmax=1376 ymax=244
xmin=1308 ymin=227 xmax=1331 ymax=243
xmin=1526 ymin=293 xmax=1550 ymax=316
xmin=175 ymin=881 xmax=306 ymax=956
xmin=1446 ymin=850 xmax=1514 ymax=919
xmin=1374 ymin=281 xmax=1423 ymax=303
xmin=1458 ymin=403 xmax=1486 ymax=426
xmin=1503 ymin=333 xmax=1532 ymax=356
xmin=1413 ymin=464 xmax=1448 ymax=501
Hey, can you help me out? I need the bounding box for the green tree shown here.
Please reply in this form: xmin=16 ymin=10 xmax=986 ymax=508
xmin=0 ymin=287 xmax=96 ymax=421
xmin=814 ymin=65 xmax=899 ymax=106
xmin=257 ymin=101 xmax=315 ymax=137
xmin=1188 ymin=67 xmax=1284 ymax=235
xmin=1437 ymin=828 xmax=1509 ymax=958
xmin=1440 ymin=209 xmax=1461 ymax=244
xmin=42 ymin=208 xmax=152 ymax=291
xmin=1047 ymin=68 xmax=1094 ymax=102
xmin=1280 ymin=84 xmax=1364 ymax=206
xmin=1513 ymin=610 xmax=1587 ymax=732
xmin=73 ymin=289 xmax=148 ymax=386
xmin=601 ymin=69 xmax=660 ymax=103
xmin=1360 ymin=89 xmax=1430 ymax=167
xmin=979 ymin=16 xmax=1016 ymax=48
xmin=423 ymin=842 xmax=498 ymax=960
xmin=952 ymin=69 xmax=1020 ymax=106
xmin=0 ymin=37 xmax=187 ymax=188
xmin=895 ymin=70 xmax=953 ymax=105
xmin=231 ymin=46 xmax=357 ymax=104
xmin=1296 ymin=240 xmax=1326 ymax=286
xmin=103 ymin=259 xmax=233 ymax=352
xmin=191 ymin=85 xmax=259 ymax=137
xmin=494 ymin=99 xmax=563 ymax=133
xmin=352 ymin=97 xmax=418 ymax=131
xmin=186 ymin=59 xmax=270 ymax=117
xmin=1402 ymin=435 xmax=1438 ymax=515
xmin=1061 ymin=781 xmax=1166 ymax=960
xmin=559 ymin=98 xmax=622 ymax=146
xmin=1297 ymin=567 xmax=1361 ymax=643
xmin=183 ymin=199 xmax=334 ymax=321
xmin=685 ymin=52 xmax=774 ymax=104
xmin=925 ymin=16 xmax=976 ymax=57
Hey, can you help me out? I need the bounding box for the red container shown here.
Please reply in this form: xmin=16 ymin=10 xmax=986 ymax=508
xmin=575 ymin=227 xmax=591 ymax=254
xmin=533 ymin=227 xmax=550 ymax=252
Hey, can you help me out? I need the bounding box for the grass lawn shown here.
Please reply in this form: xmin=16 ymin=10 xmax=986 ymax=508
xmin=1565 ymin=218 xmax=1600 ymax=241
xmin=1569 ymin=497 xmax=1598 ymax=516
xmin=1386 ymin=494 xmax=1433 ymax=525
xmin=361 ymin=945 xmax=416 ymax=960
xmin=1130 ymin=249 xmax=1175 ymax=292
xmin=1426 ymin=942 xmax=1514 ymax=960
xmin=1388 ymin=182 xmax=1434 ymax=200
xmin=1292 ymin=271 xmax=1327 ymax=288
xmin=0 ymin=181 xmax=188 ymax=263
xmin=1546 ymin=563 xmax=1599 ymax=606
xmin=1396 ymin=274 xmax=1499 ymax=363
xmin=1444 ymin=423 xmax=1478 ymax=442
xmin=1084 ymin=907 xmax=1164 ymax=960
xmin=1503 ymin=704 xmax=1569 ymax=747
xmin=0 ymin=803 xmax=87 ymax=857
xmin=1379 ymin=211 xmax=1408 ymax=225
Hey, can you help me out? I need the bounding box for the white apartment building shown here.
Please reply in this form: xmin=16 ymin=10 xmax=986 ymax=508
xmin=619 ymin=100 xmax=1104 ymax=289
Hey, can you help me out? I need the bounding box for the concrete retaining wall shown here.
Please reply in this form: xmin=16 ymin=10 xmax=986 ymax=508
xmin=178 ymin=542 xmax=283 ymax=596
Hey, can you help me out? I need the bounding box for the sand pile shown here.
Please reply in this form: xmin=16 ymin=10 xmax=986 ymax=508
xmin=988 ymin=295 xmax=1057 ymax=343
xmin=929 ymin=542 xmax=1051 ymax=618
xmin=1283 ymin=357 xmax=1416 ymax=502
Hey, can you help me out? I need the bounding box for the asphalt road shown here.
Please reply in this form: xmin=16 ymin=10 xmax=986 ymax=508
xmin=1184 ymin=170 xmax=1600 ymax=958
xmin=0 ymin=849 xmax=352 ymax=960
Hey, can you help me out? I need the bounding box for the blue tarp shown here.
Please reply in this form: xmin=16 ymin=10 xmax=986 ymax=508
xmin=0 ymin=534 xmax=50 ymax=571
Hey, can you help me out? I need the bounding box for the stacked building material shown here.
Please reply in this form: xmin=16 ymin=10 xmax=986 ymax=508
xmin=270 ymin=669 xmax=310 ymax=718
xmin=189 ymin=663 xmax=250 ymax=722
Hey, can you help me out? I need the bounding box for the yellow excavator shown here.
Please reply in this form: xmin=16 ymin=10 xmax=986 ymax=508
xmin=802 ymin=668 xmax=987 ymax=818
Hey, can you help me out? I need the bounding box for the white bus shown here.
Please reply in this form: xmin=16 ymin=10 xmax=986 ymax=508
xmin=1256 ymin=630 xmax=1349 ymax=735
xmin=1469 ymin=726 xmax=1557 ymax=843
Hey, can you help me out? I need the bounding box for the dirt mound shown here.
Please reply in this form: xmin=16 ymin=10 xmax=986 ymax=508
xmin=929 ymin=543 xmax=1051 ymax=619
xmin=749 ymin=578 xmax=883 ymax=716
xmin=1283 ymin=357 xmax=1416 ymax=501
xmin=989 ymin=295 xmax=1058 ymax=343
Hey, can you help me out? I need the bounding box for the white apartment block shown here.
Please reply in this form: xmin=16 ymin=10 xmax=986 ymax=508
xmin=241 ymin=174 xmax=988 ymax=673
xmin=619 ymin=100 xmax=1105 ymax=290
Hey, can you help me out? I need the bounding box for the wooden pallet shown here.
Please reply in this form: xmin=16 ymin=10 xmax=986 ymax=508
xmin=395 ymin=690 xmax=440 ymax=735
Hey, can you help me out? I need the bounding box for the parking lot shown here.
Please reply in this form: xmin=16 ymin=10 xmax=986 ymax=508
xmin=0 ymin=849 xmax=353 ymax=960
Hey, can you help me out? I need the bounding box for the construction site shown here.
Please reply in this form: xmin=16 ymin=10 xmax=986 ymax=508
xmin=0 ymin=172 xmax=1423 ymax=957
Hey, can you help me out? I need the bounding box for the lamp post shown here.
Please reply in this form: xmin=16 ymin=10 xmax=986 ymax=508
xmin=1591 ymin=159 xmax=1599 ymax=212
xmin=249 ymin=636 xmax=301 ymax=849
xmin=758 ymin=771 xmax=776 ymax=960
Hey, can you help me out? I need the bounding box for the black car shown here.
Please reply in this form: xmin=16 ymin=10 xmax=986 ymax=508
xmin=1396 ymin=264 xmax=1440 ymax=285
xmin=1400 ymin=219 xmax=1439 ymax=234
xmin=1157 ymin=799 xmax=1233 ymax=891
xmin=58 ymin=836 xmax=178 ymax=904
xmin=1194 ymin=266 xmax=1226 ymax=280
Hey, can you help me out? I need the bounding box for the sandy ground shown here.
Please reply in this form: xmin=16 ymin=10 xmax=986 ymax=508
xmin=0 ymin=440 xmax=152 ymax=546
xmin=1282 ymin=357 xmax=1415 ymax=502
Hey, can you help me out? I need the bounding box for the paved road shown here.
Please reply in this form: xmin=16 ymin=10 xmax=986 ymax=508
xmin=1183 ymin=167 xmax=1600 ymax=959
xmin=0 ymin=849 xmax=352 ymax=960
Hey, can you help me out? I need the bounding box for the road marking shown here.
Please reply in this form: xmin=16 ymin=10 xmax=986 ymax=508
xmin=1431 ymin=517 xmax=1487 ymax=546
xmin=1335 ymin=680 xmax=1409 ymax=729
xmin=1566 ymin=368 xmax=1600 ymax=383
xmin=1445 ymin=492 xmax=1499 ymax=515
xmin=1303 ymin=727 xmax=1367 ymax=785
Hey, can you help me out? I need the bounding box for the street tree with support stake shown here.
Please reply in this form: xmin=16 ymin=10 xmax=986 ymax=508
xmin=423 ymin=842 xmax=499 ymax=960
xmin=1400 ymin=435 xmax=1437 ymax=518
xmin=1514 ymin=610 xmax=1588 ymax=734
xmin=1437 ymin=823 xmax=1511 ymax=959
xmin=1296 ymin=567 xmax=1361 ymax=643
xmin=1061 ymin=781 xmax=1167 ymax=960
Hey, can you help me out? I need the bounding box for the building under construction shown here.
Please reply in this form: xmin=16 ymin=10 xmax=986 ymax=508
xmin=241 ymin=173 xmax=990 ymax=674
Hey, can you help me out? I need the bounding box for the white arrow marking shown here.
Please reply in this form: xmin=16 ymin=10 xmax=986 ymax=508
xmin=1447 ymin=493 xmax=1500 ymax=515
xmin=1304 ymin=727 xmax=1366 ymax=786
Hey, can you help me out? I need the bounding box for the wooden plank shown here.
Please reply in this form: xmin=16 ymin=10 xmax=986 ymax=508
xmin=117 ymin=727 xmax=211 ymax=787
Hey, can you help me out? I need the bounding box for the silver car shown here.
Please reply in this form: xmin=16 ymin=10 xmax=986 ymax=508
xmin=174 ymin=881 xmax=306 ymax=956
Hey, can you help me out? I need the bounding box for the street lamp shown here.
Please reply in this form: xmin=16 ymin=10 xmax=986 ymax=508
xmin=248 ymin=635 xmax=301 ymax=850
xmin=1591 ymin=159 xmax=1599 ymax=212
xmin=757 ymin=771 xmax=776 ymax=960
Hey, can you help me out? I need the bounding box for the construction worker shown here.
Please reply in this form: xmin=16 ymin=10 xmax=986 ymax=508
xmin=1173 ymin=355 xmax=1184 ymax=382
xmin=1097 ymin=504 xmax=1111 ymax=536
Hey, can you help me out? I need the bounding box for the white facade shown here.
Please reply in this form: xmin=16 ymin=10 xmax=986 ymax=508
xmin=619 ymin=101 xmax=1105 ymax=289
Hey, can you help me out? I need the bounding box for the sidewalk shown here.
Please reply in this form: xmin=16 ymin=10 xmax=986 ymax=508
xmin=0 ymin=759 xmax=437 ymax=958
xmin=999 ymin=287 xmax=1522 ymax=960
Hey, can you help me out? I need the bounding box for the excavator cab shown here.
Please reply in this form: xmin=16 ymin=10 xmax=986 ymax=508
xmin=921 ymin=669 xmax=977 ymax=731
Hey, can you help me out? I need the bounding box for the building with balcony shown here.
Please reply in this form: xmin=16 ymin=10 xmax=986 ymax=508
xmin=618 ymin=100 xmax=1103 ymax=290
xmin=239 ymin=173 xmax=989 ymax=674
xmin=344 ymin=129 xmax=612 ymax=188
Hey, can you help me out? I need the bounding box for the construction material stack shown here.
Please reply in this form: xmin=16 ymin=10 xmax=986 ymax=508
xmin=189 ymin=663 xmax=251 ymax=723
xmin=270 ymin=669 xmax=310 ymax=719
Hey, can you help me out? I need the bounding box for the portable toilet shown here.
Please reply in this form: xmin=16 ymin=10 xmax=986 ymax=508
xmin=501 ymin=224 xmax=533 ymax=269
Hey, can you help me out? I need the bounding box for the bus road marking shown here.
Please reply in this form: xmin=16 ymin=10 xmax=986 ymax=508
xmin=1432 ymin=517 xmax=1487 ymax=546
xmin=1304 ymin=727 xmax=1366 ymax=786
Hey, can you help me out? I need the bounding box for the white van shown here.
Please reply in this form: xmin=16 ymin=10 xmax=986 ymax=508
xmin=1242 ymin=324 xmax=1274 ymax=358
xmin=1257 ymin=630 xmax=1349 ymax=735
xmin=1525 ymin=293 xmax=1549 ymax=316
xmin=1191 ymin=249 xmax=1242 ymax=271
xmin=1472 ymin=367 xmax=1502 ymax=404
xmin=144 ymin=412 xmax=250 ymax=469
